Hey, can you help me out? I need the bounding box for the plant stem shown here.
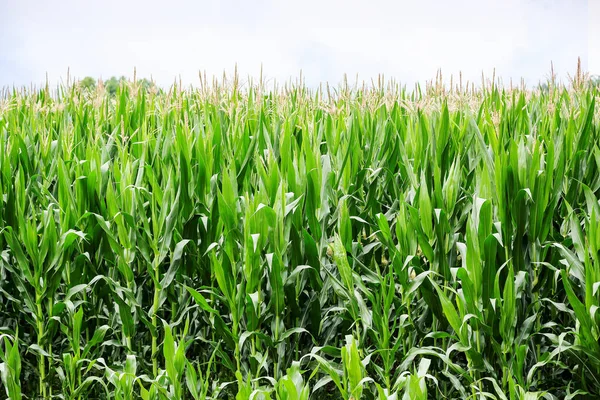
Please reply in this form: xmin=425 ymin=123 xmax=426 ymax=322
xmin=37 ymin=296 xmax=46 ymax=399
xmin=152 ymin=261 xmax=160 ymax=377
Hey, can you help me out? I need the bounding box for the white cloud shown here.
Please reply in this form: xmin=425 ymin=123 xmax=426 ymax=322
xmin=0 ymin=0 xmax=591 ymax=88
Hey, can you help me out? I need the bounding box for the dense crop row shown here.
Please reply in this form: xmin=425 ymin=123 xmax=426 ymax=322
xmin=0 ymin=75 xmax=599 ymax=399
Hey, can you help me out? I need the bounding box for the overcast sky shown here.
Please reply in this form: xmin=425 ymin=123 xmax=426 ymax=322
xmin=0 ymin=0 xmax=597 ymax=89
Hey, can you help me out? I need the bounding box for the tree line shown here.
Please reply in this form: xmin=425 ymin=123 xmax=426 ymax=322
xmin=79 ymin=76 xmax=155 ymax=95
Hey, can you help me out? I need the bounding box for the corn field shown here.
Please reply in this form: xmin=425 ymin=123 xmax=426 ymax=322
xmin=0 ymin=73 xmax=599 ymax=399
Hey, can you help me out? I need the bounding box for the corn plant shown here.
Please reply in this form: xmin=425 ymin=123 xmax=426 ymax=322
xmin=0 ymin=69 xmax=599 ymax=398
xmin=0 ymin=333 xmax=22 ymax=400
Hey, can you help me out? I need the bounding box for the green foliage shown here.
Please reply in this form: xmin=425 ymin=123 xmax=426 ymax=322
xmin=101 ymin=76 xmax=155 ymax=96
xmin=104 ymin=76 xmax=127 ymax=96
xmin=79 ymin=76 xmax=96 ymax=91
xmin=0 ymin=75 xmax=599 ymax=399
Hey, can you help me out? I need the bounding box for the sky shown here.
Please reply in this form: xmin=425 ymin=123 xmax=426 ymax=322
xmin=0 ymin=0 xmax=597 ymax=89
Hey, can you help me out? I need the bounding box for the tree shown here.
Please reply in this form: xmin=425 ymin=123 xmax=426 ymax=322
xmin=79 ymin=76 xmax=96 ymax=90
xmin=101 ymin=76 xmax=156 ymax=96
xmin=104 ymin=76 xmax=127 ymax=96
xmin=137 ymin=78 xmax=155 ymax=92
